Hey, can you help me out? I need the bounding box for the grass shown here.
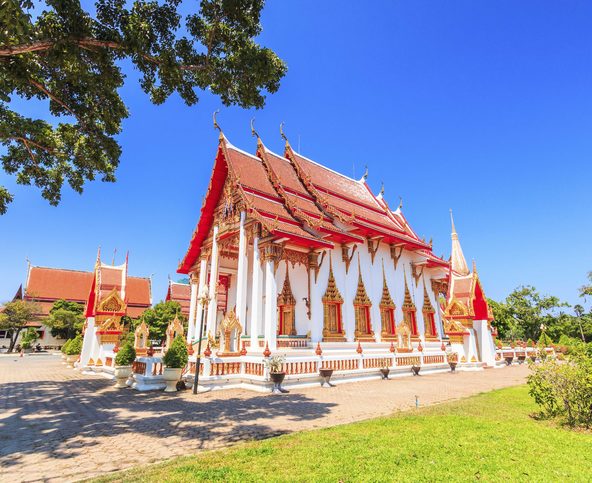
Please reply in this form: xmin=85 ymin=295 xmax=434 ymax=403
xmin=95 ymin=385 xmax=592 ymax=482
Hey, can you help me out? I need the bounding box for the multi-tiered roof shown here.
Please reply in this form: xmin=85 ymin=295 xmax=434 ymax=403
xmin=178 ymin=131 xmax=449 ymax=274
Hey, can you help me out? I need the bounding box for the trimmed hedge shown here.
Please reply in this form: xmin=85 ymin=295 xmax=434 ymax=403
xmin=163 ymin=335 xmax=188 ymax=368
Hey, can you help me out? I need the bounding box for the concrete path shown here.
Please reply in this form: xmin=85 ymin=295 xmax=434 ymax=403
xmin=0 ymin=354 xmax=530 ymax=482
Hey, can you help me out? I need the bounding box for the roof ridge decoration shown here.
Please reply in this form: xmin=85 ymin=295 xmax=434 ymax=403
xmin=283 ymin=142 xmax=355 ymax=225
xmin=353 ymin=254 xmax=371 ymax=306
xmin=322 ymin=253 xmax=343 ymax=303
xmin=256 ymin=142 xmax=325 ymax=237
xmin=380 ymin=260 xmax=395 ymax=308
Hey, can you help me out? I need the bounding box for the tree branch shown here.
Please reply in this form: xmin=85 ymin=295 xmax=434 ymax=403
xmin=4 ymin=136 xmax=55 ymax=154
xmin=29 ymin=79 xmax=78 ymax=118
xmin=1 ymin=38 xmax=206 ymax=71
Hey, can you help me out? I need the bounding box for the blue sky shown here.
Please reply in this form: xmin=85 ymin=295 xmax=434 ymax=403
xmin=1 ymin=0 xmax=591 ymax=309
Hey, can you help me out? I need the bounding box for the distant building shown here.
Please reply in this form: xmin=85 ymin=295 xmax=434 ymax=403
xmin=1 ymin=261 xmax=152 ymax=350
xmin=165 ymin=280 xmax=191 ymax=317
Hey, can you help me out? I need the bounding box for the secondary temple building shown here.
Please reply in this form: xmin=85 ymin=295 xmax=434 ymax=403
xmin=177 ymin=128 xmax=497 ymax=366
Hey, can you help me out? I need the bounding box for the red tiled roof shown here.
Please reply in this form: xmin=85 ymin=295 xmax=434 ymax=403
xmin=24 ymin=266 xmax=151 ymax=317
xmin=165 ymin=282 xmax=191 ymax=316
xmin=178 ymin=134 xmax=444 ymax=273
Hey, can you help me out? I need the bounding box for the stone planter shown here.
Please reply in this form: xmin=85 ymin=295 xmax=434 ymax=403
xmin=379 ymin=368 xmax=390 ymax=380
xmin=529 ymin=355 xmax=537 ymax=363
xmin=270 ymin=372 xmax=288 ymax=394
xmin=517 ymin=355 xmax=526 ymax=364
xmin=319 ymin=368 xmax=335 ymax=387
xmin=505 ymin=357 xmax=514 ymax=366
xmin=114 ymin=366 xmax=132 ymax=388
xmin=448 ymin=362 xmax=457 ymax=372
xmin=411 ymin=365 xmax=421 ymax=376
xmin=163 ymin=367 xmax=183 ymax=393
xmin=66 ymin=355 xmax=78 ymax=368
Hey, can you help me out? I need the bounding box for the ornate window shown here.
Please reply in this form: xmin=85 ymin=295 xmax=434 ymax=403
xmin=354 ymin=259 xmax=374 ymax=341
xmin=322 ymin=260 xmax=345 ymax=342
xmin=379 ymin=267 xmax=396 ymax=341
xmin=422 ymin=286 xmax=438 ymax=339
xmin=277 ymin=266 xmax=296 ymax=336
xmin=402 ymin=276 xmax=418 ymax=337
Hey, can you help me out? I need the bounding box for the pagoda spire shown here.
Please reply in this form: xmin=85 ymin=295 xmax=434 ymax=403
xmin=449 ymin=209 xmax=469 ymax=276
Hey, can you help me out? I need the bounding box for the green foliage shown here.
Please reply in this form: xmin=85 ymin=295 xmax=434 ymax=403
xmin=93 ymin=386 xmax=592 ymax=482
xmin=61 ymin=337 xmax=71 ymax=354
xmin=64 ymin=334 xmax=82 ymax=355
xmin=114 ymin=341 xmax=136 ymax=366
xmin=528 ymin=353 xmax=592 ymax=428
xmin=20 ymin=327 xmax=38 ymax=349
xmin=162 ymin=335 xmax=188 ymax=368
xmin=139 ymin=300 xmax=185 ymax=343
xmin=579 ymin=271 xmax=592 ymax=299
xmin=0 ymin=298 xmax=39 ymax=352
xmin=46 ymin=299 xmax=84 ymax=339
xmin=0 ymin=0 xmax=286 ymax=214
xmin=538 ymin=331 xmax=553 ymax=347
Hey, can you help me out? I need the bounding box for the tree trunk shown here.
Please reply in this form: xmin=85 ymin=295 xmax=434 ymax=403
xmin=8 ymin=327 xmax=23 ymax=353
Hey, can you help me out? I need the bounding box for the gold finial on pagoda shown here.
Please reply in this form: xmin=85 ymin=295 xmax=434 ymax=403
xmin=280 ymin=121 xmax=288 ymax=142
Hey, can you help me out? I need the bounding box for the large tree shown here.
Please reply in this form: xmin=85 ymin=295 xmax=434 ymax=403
xmin=0 ymin=0 xmax=286 ymax=214
xmin=0 ymin=299 xmax=40 ymax=352
xmin=45 ymin=299 xmax=84 ymax=339
xmin=139 ymin=299 xmax=184 ymax=343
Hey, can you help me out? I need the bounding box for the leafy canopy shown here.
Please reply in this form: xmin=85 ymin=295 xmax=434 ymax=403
xmin=46 ymin=299 xmax=84 ymax=339
xmin=139 ymin=299 xmax=184 ymax=343
xmin=0 ymin=298 xmax=40 ymax=351
xmin=0 ymin=0 xmax=286 ymax=214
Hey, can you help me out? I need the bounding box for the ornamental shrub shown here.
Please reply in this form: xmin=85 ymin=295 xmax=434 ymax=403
xmin=162 ymin=335 xmax=188 ymax=368
xmin=21 ymin=327 xmax=39 ymax=349
xmin=61 ymin=338 xmax=71 ymax=354
xmin=115 ymin=341 xmax=136 ymax=366
xmin=64 ymin=334 xmax=83 ymax=355
xmin=528 ymin=352 xmax=592 ymax=428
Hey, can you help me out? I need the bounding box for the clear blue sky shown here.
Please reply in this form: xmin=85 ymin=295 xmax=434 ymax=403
xmin=1 ymin=0 xmax=591 ymax=310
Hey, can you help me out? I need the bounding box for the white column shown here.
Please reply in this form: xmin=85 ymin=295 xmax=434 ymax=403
xmin=249 ymin=236 xmax=262 ymax=350
xmin=236 ymin=212 xmax=248 ymax=329
xmin=186 ymin=275 xmax=199 ymax=342
xmin=194 ymin=257 xmax=208 ymax=341
xmin=264 ymin=250 xmax=278 ymax=351
xmin=206 ymin=226 xmax=220 ymax=339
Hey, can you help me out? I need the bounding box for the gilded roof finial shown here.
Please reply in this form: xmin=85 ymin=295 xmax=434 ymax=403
xmin=250 ymin=118 xmax=260 ymax=139
xmin=280 ymin=121 xmax=288 ymax=142
xmin=213 ymin=110 xmax=222 ymax=134
xmin=362 ymin=165 xmax=368 ymax=181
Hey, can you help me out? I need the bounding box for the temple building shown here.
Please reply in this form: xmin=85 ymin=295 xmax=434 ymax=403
xmin=79 ymin=251 xmax=152 ymax=367
xmin=176 ymin=127 xmax=496 ymax=365
xmin=1 ymin=263 xmax=151 ymax=350
xmin=165 ymin=280 xmax=191 ymax=317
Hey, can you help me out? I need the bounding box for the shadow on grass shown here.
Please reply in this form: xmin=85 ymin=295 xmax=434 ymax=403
xmin=0 ymin=375 xmax=337 ymax=466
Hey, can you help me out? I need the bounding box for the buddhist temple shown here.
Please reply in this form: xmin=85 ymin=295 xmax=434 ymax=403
xmin=1 ymin=263 xmax=151 ymax=350
xmin=176 ymin=126 xmax=496 ymax=368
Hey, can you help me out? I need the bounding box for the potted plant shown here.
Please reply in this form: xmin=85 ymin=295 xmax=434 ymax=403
xmin=162 ymin=335 xmax=188 ymax=392
xmin=517 ymin=354 xmax=526 ymax=364
xmin=21 ymin=328 xmax=39 ymax=353
xmin=113 ymin=341 xmax=136 ymax=388
xmin=319 ymin=366 xmax=335 ymax=387
xmin=265 ymin=355 xmax=288 ymax=394
xmin=64 ymin=335 xmax=82 ymax=367
xmin=379 ymin=363 xmax=390 ymax=380
xmin=411 ymin=364 xmax=421 ymax=376
xmin=446 ymin=350 xmax=458 ymax=372
xmin=504 ymin=355 xmax=514 ymax=366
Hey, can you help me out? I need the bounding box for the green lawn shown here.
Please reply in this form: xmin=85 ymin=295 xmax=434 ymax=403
xmin=96 ymin=385 xmax=592 ymax=482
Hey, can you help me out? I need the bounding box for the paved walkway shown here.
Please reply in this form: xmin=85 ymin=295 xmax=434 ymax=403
xmin=0 ymin=354 xmax=530 ymax=482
